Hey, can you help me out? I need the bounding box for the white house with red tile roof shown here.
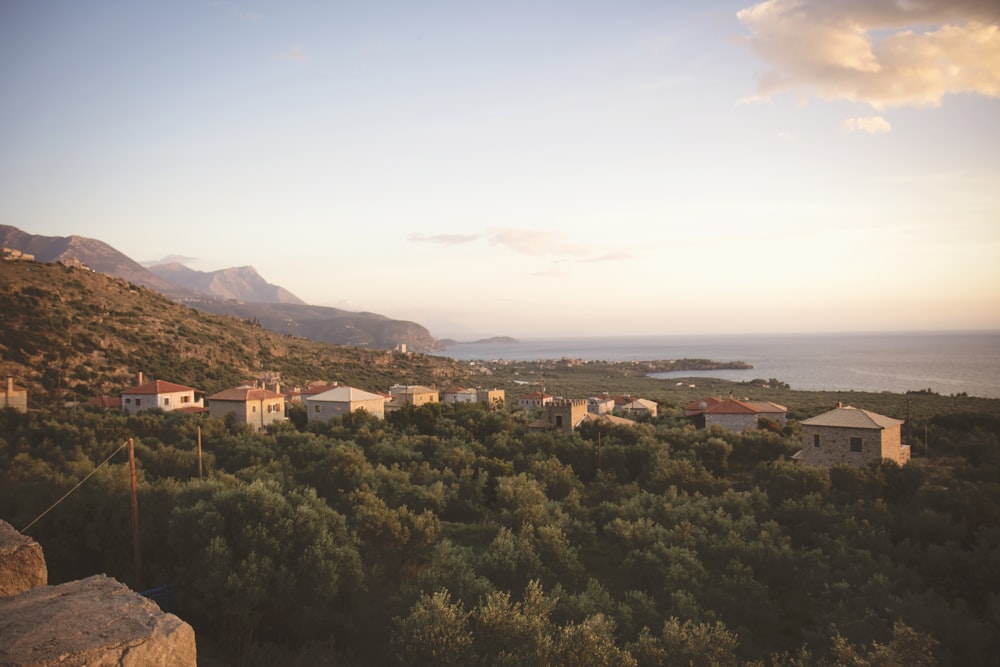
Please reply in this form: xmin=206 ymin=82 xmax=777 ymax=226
xmin=441 ymin=387 xmax=479 ymax=403
xmin=208 ymin=386 xmax=286 ymax=431
xmin=120 ymin=376 xmax=204 ymax=414
xmin=796 ymin=405 xmax=910 ymax=467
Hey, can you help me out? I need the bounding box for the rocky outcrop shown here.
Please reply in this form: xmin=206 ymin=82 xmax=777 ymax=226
xmin=0 ymin=520 xmax=196 ymax=666
xmin=0 ymin=575 xmax=197 ymax=666
xmin=0 ymin=519 xmax=47 ymax=597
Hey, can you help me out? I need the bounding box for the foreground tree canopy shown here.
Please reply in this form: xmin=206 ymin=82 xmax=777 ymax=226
xmin=1 ymin=398 xmax=998 ymax=666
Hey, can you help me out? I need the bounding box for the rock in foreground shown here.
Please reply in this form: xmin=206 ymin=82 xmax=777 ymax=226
xmin=0 ymin=574 xmax=196 ymax=666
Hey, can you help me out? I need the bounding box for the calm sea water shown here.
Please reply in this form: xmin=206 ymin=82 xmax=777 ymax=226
xmin=431 ymin=331 xmax=1000 ymax=399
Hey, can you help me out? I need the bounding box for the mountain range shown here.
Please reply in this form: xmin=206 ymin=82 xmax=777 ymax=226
xmin=0 ymin=225 xmax=438 ymax=351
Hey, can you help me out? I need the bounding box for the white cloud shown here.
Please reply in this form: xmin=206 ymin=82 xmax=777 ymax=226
xmin=488 ymin=228 xmax=587 ymax=257
xmin=738 ymin=0 xmax=1000 ymax=108
xmin=844 ymin=115 xmax=892 ymax=133
xmin=408 ymin=232 xmax=481 ymax=246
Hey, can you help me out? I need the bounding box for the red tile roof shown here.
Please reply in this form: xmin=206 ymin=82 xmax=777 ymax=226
xmin=121 ymin=380 xmax=200 ymax=395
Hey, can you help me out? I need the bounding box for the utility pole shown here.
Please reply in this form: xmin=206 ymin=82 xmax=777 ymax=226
xmin=128 ymin=438 xmax=142 ymax=590
xmin=197 ymin=426 xmax=203 ymax=480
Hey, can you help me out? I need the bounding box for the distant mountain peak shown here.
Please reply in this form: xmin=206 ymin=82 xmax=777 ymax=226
xmin=148 ymin=263 xmax=305 ymax=305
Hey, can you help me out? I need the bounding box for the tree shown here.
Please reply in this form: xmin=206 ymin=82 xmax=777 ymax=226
xmin=392 ymin=589 xmax=474 ymax=666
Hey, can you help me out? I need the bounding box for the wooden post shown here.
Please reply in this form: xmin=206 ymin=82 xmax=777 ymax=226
xmin=197 ymin=426 xmax=203 ymax=480
xmin=128 ymin=438 xmax=142 ymax=590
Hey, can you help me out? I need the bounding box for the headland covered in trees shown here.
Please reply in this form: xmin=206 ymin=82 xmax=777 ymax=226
xmin=2 ymin=260 xmax=999 ymax=665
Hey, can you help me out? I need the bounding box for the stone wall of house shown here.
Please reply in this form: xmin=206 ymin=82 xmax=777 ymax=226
xmin=706 ymin=412 xmax=758 ymax=432
xmin=0 ymin=520 xmax=197 ymax=666
xmin=547 ymin=399 xmax=588 ymax=433
xmin=799 ymin=425 xmax=897 ymax=467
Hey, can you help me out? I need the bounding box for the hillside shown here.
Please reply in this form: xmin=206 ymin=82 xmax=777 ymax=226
xmin=0 ymin=225 xmax=439 ymax=351
xmin=0 ymin=259 xmax=466 ymax=405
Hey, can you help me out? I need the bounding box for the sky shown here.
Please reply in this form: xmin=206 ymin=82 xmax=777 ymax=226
xmin=1 ymin=0 xmax=998 ymax=339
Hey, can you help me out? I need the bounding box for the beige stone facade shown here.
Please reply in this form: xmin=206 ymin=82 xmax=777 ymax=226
xmin=389 ymin=385 xmax=439 ymax=407
xmin=797 ymin=405 xmax=910 ymax=467
xmin=305 ymin=386 xmax=385 ymax=421
xmin=545 ymin=399 xmax=589 ymax=433
xmin=208 ymin=386 xmax=286 ymax=431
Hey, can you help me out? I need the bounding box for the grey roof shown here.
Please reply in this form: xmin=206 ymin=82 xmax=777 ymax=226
xmin=800 ymin=406 xmax=903 ymax=429
xmin=306 ymin=386 xmax=384 ymax=403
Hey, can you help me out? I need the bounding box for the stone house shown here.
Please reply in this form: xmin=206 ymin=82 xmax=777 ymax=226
xmin=518 ymin=391 xmax=553 ymax=409
xmin=1 ymin=377 xmax=28 ymax=413
xmin=588 ymin=397 xmax=615 ymax=415
xmin=796 ymin=404 xmax=910 ymax=467
xmin=620 ymin=398 xmax=658 ymax=418
xmin=120 ymin=375 xmax=204 ymax=415
xmin=304 ymin=386 xmax=385 ymax=422
xmin=207 ymin=385 xmax=286 ymax=431
xmin=389 ymin=384 xmax=439 ymax=407
xmin=440 ymin=387 xmax=505 ymax=408
xmin=686 ymin=397 xmax=787 ymax=431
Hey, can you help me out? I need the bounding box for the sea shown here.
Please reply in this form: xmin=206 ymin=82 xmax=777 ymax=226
xmin=430 ymin=331 xmax=1000 ymax=399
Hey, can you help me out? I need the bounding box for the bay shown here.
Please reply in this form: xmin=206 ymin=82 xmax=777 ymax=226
xmin=431 ymin=331 xmax=1000 ymax=399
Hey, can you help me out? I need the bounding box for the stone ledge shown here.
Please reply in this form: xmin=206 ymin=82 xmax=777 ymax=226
xmin=0 ymin=574 xmax=196 ymax=666
xmin=0 ymin=519 xmax=47 ymax=597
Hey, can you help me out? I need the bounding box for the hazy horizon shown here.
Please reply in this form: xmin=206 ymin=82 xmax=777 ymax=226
xmin=2 ymin=1 xmax=998 ymax=339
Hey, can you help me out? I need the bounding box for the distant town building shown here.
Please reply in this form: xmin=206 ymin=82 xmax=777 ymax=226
xmin=518 ymin=391 xmax=553 ymax=409
xmin=1 ymin=377 xmax=28 ymax=412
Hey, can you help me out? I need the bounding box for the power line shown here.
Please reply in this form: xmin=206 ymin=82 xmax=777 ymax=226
xmin=20 ymin=440 xmax=130 ymax=534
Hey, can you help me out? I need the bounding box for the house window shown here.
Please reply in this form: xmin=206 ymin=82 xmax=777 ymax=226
xmin=135 ymin=398 xmax=141 ymax=407
xmin=314 ymin=405 xmax=320 ymax=412
xmin=850 ymin=437 xmax=863 ymax=453
xmin=813 ymin=434 xmax=820 ymax=447
xmin=181 ymin=395 xmax=190 ymax=403
xmin=555 ymin=415 xmax=563 ymax=427
xmin=125 ymin=398 xmax=131 ymax=405
xmin=252 ymin=405 xmax=257 ymax=413
xmin=163 ymin=397 xmax=170 ymax=406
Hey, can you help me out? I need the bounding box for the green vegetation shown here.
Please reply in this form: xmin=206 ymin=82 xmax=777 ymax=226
xmin=2 ymin=394 xmax=998 ymax=666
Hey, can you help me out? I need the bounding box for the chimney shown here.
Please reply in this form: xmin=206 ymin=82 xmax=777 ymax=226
xmin=6 ymin=377 xmax=13 ymax=395
xmin=837 ymin=402 xmax=843 ymax=408
xmin=137 ymin=371 xmax=144 ymax=385
xmin=274 ymin=382 xmax=280 ymax=395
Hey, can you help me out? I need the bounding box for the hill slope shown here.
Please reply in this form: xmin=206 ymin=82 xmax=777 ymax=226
xmin=0 ymin=260 xmax=465 ymax=405
xmin=0 ymin=225 xmax=439 ymax=350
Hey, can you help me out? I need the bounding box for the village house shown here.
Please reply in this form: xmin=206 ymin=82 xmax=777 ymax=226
xmin=530 ymin=398 xmax=637 ymax=433
xmin=588 ymin=396 xmax=616 ymax=415
xmin=389 ymin=384 xmax=439 ymax=407
xmin=120 ymin=374 xmax=204 ymax=415
xmin=795 ymin=404 xmax=910 ymax=467
xmin=620 ymin=398 xmax=658 ymax=418
xmin=284 ymin=382 xmax=341 ymax=403
xmin=207 ymin=385 xmax=286 ymax=431
xmin=1 ymin=377 xmax=28 ymax=412
xmin=440 ymin=387 xmax=505 ymax=408
xmin=518 ymin=391 xmax=553 ymax=409
xmin=686 ymin=397 xmax=787 ymax=432
xmin=304 ymin=385 xmax=386 ymax=422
